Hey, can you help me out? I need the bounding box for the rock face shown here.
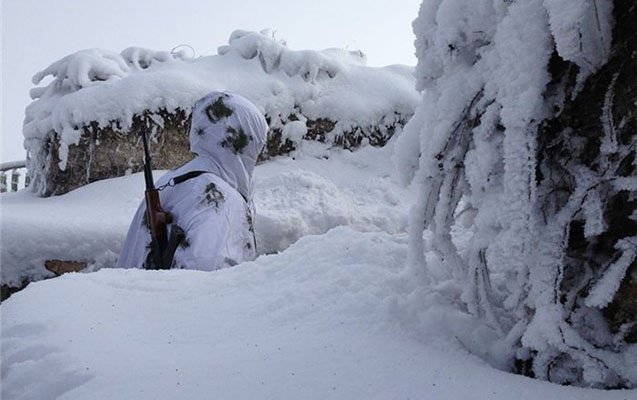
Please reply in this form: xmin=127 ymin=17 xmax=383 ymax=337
xmin=32 ymin=109 xmax=191 ymax=196
xmin=537 ymin=0 xmax=636 ymax=346
xmin=32 ymin=109 xmax=407 ymax=196
xmin=24 ymin=31 xmax=417 ymax=196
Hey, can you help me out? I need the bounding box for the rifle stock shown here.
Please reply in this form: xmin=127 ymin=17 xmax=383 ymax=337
xmin=141 ymin=129 xmax=173 ymax=270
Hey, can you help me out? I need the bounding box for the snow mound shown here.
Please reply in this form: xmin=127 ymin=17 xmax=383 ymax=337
xmin=2 ymin=227 xmax=630 ymax=400
xmin=218 ymin=29 xmax=365 ymax=81
xmin=255 ymin=170 xmax=359 ymax=253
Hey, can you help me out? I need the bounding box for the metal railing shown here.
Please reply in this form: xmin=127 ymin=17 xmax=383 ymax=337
xmin=0 ymin=160 xmax=28 ymax=193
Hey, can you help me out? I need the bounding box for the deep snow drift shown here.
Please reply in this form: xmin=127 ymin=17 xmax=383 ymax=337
xmin=2 ymin=231 xmax=632 ymax=400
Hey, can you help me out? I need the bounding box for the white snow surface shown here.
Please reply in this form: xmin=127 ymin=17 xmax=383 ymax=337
xmin=2 ymin=140 xmax=633 ymax=399
xmin=1 ymin=227 xmax=630 ymax=400
xmin=24 ymin=29 xmax=417 ymax=171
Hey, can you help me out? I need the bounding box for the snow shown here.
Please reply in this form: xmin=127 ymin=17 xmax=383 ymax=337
xmin=2 ymin=3 xmax=633 ymax=397
xmin=396 ymin=0 xmax=634 ymax=389
xmin=280 ymin=120 xmax=307 ymax=143
xmin=544 ymin=0 xmax=613 ymax=80
xmin=24 ymin=29 xmax=418 ymax=174
xmin=585 ymin=238 xmax=637 ymax=309
xmin=2 ymin=119 xmax=635 ymax=397
xmin=3 ymin=227 xmax=633 ymax=400
xmin=0 ymin=144 xmax=411 ymax=288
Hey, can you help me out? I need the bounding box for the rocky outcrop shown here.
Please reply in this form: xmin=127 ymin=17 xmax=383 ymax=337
xmin=31 ymin=109 xmax=191 ymax=196
xmin=32 ymin=109 xmax=408 ymax=196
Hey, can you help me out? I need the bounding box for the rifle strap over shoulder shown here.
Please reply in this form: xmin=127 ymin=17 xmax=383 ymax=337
xmin=157 ymin=170 xmax=208 ymax=191
xmin=171 ymin=170 xmax=208 ymax=185
xmin=145 ymin=171 xmax=209 ymax=269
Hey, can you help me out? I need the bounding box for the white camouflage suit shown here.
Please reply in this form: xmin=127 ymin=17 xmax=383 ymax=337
xmin=117 ymin=91 xmax=268 ymax=270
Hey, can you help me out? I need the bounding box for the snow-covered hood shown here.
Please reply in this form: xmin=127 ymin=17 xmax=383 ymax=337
xmin=185 ymin=91 xmax=267 ymax=201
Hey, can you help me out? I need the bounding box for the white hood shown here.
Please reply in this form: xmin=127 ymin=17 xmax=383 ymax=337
xmin=177 ymin=91 xmax=268 ymax=201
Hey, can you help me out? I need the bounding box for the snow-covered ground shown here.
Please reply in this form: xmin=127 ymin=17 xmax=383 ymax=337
xmin=2 ymin=142 xmax=633 ymax=399
xmin=4 ymin=229 xmax=630 ymax=400
xmin=0 ymin=143 xmax=410 ymax=287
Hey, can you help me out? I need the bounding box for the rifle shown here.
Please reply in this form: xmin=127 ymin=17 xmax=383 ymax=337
xmin=141 ymin=128 xmax=173 ymax=269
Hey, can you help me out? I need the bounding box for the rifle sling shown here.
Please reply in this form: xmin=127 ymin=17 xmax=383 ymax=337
xmin=162 ymin=225 xmax=186 ymax=268
xmin=146 ymin=170 xmax=207 ymax=270
xmin=171 ymin=170 xmax=208 ymax=185
xmin=148 ymin=169 xmax=251 ymax=269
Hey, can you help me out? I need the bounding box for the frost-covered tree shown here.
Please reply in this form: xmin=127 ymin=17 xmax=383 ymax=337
xmin=396 ymin=0 xmax=636 ymax=388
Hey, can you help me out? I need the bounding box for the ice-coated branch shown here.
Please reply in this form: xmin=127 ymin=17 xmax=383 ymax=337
xmin=585 ymin=237 xmax=637 ymax=308
xmin=404 ymin=0 xmax=633 ymax=388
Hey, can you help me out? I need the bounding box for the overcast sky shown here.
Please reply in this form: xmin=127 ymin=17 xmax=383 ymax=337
xmin=1 ymin=0 xmax=421 ymax=162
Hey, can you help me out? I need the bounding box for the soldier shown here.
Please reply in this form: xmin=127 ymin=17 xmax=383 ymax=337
xmin=117 ymin=91 xmax=267 ymax=270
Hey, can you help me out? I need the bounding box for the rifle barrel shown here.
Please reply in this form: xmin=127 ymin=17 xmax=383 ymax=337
xmin=141 ymin=129 xmax=155 ymax=190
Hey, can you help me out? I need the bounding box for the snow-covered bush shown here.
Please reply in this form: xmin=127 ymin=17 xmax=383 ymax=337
xmin=398 ymin=0 xmax=636 ymax=388
xmin=24 ymin=29 xmax=417 ymax=196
